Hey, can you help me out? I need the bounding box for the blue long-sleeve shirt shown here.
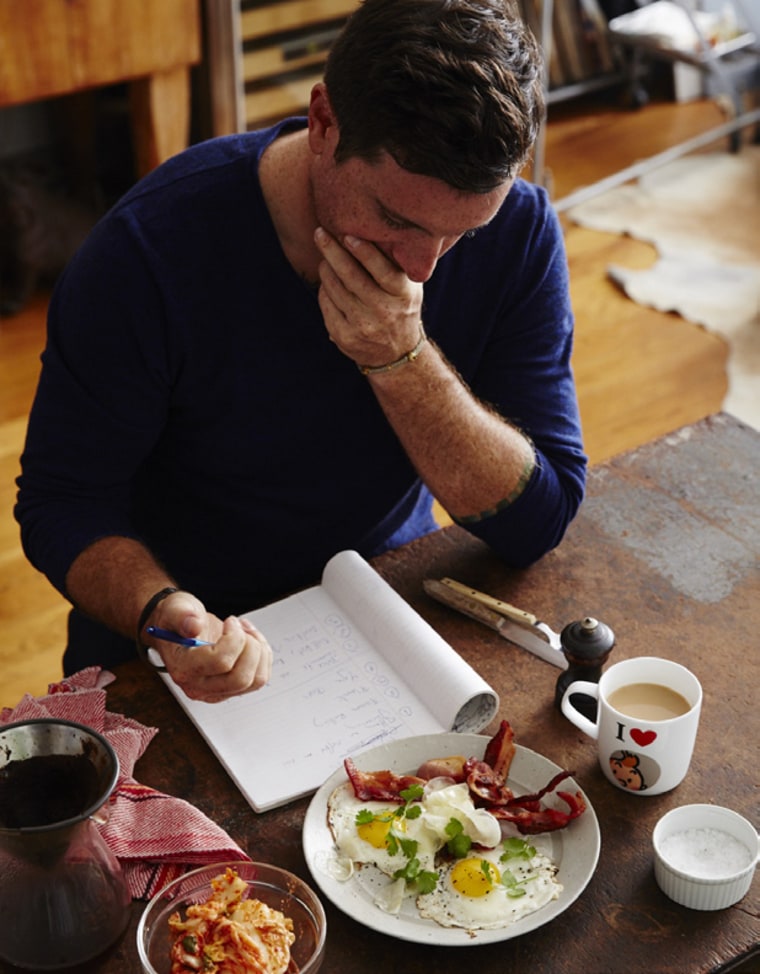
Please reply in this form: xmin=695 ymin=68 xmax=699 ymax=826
xmin=16 ymin=119 xmax=586 ymax=669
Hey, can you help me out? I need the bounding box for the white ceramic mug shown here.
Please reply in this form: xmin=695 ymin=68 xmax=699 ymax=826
xmin=561 ymin=656 xmax=702 ymax=796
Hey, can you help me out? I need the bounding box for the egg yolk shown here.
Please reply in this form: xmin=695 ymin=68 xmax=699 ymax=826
xmin=450 ymin=858 xmax=501 ymax=897
xmin=357 ymin=813 xmax=403 ymax=850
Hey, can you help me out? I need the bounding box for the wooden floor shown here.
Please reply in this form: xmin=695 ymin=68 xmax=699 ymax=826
xmin=0 ymin=95 xmax=732 ymax=708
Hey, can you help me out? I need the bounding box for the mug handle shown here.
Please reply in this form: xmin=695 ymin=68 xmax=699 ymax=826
xmin=561 ymin=681 xmax=601 ymax=738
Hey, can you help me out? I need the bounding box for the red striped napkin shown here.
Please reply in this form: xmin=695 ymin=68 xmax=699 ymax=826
xmin=1 ymin=667 xmax=250 ymax=899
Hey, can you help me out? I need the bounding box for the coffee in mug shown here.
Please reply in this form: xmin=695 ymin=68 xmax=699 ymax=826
xmin=606 ymin=683 xmax=691 ymax=722
xmin=561 ymin=657 xmax=702 ymax=796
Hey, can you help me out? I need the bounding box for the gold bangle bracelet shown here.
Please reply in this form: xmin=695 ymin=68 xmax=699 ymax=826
xmin=358 ymin=326 xmax=427 ymax=376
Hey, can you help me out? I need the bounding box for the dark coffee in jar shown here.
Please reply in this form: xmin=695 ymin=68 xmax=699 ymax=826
xmin=0 ymin=753 xmax=101 ymax=828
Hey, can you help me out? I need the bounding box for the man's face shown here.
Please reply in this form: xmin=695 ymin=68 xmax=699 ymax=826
xmin=310 ymin=134 xmax=512 ymax=284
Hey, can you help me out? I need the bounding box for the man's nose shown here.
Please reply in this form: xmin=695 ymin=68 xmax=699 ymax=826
xmin=394 ymin=237 xmax=451 ymax=283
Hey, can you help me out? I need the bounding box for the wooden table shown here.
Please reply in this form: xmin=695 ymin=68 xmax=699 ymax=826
xmin=4 ymin=413 xmax=758 ymax=973
xmin=0 ymin=0 xmax=200 ymax=178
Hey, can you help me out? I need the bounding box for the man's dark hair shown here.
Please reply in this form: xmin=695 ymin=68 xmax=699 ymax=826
xmin=324 ymin=0 xmax=545 ymax=193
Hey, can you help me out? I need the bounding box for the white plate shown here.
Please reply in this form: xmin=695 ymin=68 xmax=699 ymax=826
xmin=302 ymin=732 xmax=600 ymax=945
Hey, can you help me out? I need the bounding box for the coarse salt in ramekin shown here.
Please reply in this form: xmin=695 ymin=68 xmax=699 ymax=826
xmin=653 ymin=804 xmax=758 ymax=911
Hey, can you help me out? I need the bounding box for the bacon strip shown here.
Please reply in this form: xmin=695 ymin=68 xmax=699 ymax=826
xmin=483 ymin=719 xmax=516 ymax=778
xmin=343 ymin=758 xmax=425 ymax=802
xmin=489 ymin=790 xmax=587 ymax=834
xmin=342 ymin=719 xmax=587 ymax=835
xmin=463 ymin=758 xmax=514 ymax=805
xmin=505 ymin=770 xmax=573 ymax=808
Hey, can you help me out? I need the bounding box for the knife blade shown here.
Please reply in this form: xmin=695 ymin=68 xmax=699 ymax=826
xmin=423 ymin=577 xmax=568 ymax=670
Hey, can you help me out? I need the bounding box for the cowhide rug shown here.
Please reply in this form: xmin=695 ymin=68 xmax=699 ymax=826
xmin=567 ymin=145 xmax=760 ymax=431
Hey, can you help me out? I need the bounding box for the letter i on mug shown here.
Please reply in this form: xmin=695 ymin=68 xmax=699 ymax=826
xmin=561 ymin=657 xmax=702 ymax=795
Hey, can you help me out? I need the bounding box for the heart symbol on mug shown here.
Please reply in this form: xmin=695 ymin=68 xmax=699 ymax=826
xmin=630 ymin=728 xmax=657 ymax=747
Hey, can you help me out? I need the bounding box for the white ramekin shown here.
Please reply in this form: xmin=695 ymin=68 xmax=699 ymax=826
xmin=653 ymin=804 xmax=759 ymax=910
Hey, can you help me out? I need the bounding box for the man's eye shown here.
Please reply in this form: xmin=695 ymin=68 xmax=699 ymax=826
xmin=382 ymin=213 xmax=408 ymax=230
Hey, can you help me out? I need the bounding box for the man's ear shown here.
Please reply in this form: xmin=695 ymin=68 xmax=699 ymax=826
xmin=308 ymin=83 xmax=338 ymax=154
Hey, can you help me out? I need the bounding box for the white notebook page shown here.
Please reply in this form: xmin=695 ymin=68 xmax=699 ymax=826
xmin=164 ymin=550 xmax=497 ymax=811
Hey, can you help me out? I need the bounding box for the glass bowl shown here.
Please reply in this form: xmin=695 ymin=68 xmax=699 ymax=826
xmin=137 ymin=861 xmax=326 ymax=973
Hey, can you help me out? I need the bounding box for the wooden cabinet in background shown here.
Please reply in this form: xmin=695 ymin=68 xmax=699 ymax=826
xmin=0 ymin=0 xmax=201 ymax=176
xmin=204 ymin=0 xmax=359 ymax=135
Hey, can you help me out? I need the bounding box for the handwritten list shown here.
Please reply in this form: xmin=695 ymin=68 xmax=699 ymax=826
xmin=164 ymin=550 xmax=498 ymax=811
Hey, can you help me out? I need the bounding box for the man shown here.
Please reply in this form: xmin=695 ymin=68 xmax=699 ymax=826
xmin=15 ymin=0 xmax=586 ymax=703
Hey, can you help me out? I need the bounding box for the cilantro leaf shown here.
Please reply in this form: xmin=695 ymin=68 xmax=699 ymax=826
xmin=447 ymin=832 xmax=472 ymax=859
xmin=500 ymin=837 xmax=536 ymax=862
xmin=445 ymin=818 xmax=464 ymax=838
xmin=399 ymin=784 xmax=424 ymax=802
xmin=393 ymin=856 xmax=421 ymax=881
xmin=416 ymin=870 xmax=439 ymax=894
xmin=500 ymin=869 xmax=528 ymax=897
xmin=444 ymin=817 xmax=472 ymax=858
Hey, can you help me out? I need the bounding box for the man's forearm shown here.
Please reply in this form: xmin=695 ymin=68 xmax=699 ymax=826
xmin=367 ymin=340 xmax=535 ymax=519
xmin=64 ymin=536 xmax=274 ymax=701
xmin=64 ymin=536 xmax=178 ymax=639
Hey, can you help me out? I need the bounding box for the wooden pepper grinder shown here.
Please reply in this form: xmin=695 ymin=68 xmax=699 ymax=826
xmin=554 ymin=616 xmax=615 ymax=720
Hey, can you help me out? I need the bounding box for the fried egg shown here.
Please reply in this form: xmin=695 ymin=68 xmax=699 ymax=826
xmin=326 ymin=782 xmax=441 ymax=880
xmin=325 ymin=779 xmax=503 ymax=912
xmin=416 ymin=841 xmax=562 ymax=930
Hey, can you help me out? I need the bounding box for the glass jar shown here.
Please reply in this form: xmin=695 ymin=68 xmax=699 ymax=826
xmin=0 ymin=718 xmax=130 ymax=969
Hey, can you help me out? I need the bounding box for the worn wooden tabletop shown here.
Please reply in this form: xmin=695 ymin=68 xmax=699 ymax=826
xmin=4 ymin=414 xmax=758 ymax=973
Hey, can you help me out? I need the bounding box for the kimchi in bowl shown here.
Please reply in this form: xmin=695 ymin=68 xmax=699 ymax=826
xmin=137 ymin=861 xmax=326 ymax=973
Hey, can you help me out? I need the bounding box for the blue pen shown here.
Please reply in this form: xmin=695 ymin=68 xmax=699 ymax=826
xmin=145 ymin=626 xmax=214 ymax=647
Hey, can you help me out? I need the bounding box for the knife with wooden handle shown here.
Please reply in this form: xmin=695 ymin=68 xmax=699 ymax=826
xmin=423 ymin=577 xmax=568 ymax=670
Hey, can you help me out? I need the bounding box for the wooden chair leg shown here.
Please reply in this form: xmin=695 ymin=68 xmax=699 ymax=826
xmin=128 ymin=66 xmax=192 ymax=178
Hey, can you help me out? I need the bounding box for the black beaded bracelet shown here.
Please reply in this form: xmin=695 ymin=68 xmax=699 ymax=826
xmin=135 ymin=586 xmax=179 ymax=670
